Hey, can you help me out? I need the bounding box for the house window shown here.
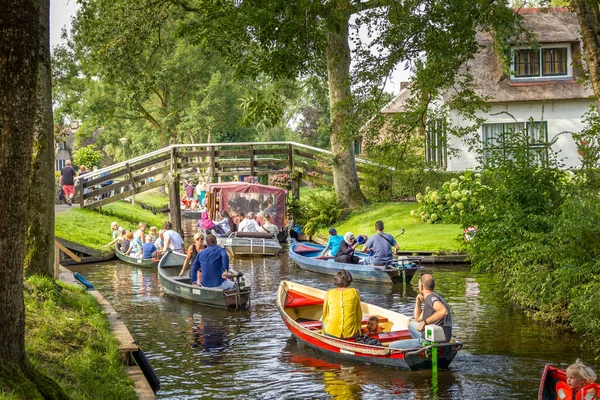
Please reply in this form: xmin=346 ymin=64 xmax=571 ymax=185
xmin=353 ymin=138 xmax=362 ymax=156
xmin=425 ymin=118 xmax=447 ymax=169
xmin=511 ymin=44 xmax=571 ymax=80
xmin=482 ymin=121 xmax=548 ymax=165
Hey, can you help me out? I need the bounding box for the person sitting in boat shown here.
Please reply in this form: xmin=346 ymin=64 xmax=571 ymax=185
xmin=362 ymin=316 xmax=383 ymax=335
xmin=148 ymin=226 xmax=158 ymax=243
xmin=122 ymin=231 xmax=134 ymax=255
xmin=389 ymin=274 xmax=452 ymax=349
xmin=163 ymin=221 xmax=185 ymax=252
xmin=115 ymin=227 xmax=127 ymax=252
xmin=179 ymin=232 xmax=205 ymax=277
xmin=321 ymin=228 xmax=343 ymax=257
xmin=334 ymin=232 xmax=362 ymax=264
xmin=190 ymin=234 xmax=234 ymax=290
xmin=215 ymin=210 xmax=234 ymax=235
xmin=264 ymin=197 xmax=276 ymax=216
xmin=130 ymin=233 xmax=143 ymax=258
xmin=133 ymin=222 xmax=147 ymax=244
xmin=104 ymin=221 xmax=121 ymax=248
xmin=198 ymin=211 xmax=225 ymax=235
xmin=361 ymin=220 xmax=400 ymax=266
xmin=259 ymin=213 xmax=279 ymax=236
xmin=238 ymin=212 xmax=258 ymax=232
xmin=154 ymin=229 xmax=165 ymax=251
xmin=322 ymin=270 xmax=362 ymax=339
xmin=141 ymin=236 xmax=157 ymax=260
xmin=557 ymin=359 xmax=599 ymax=400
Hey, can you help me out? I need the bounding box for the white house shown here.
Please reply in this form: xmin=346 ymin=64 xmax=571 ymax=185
xmin=378 ymin=7 xmax=594 ymax=171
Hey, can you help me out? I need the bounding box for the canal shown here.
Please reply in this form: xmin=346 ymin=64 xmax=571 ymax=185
xmin=69 ymin=235 xmax=597 ymax=399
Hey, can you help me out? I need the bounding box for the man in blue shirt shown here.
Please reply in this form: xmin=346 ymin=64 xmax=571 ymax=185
xmin=321 ymin=227 xmax=343 ymax=257
xmin=362 ymin=220 xmax=400 ymax=266
xmin=190 ymin=234 xmax=234 ymax=289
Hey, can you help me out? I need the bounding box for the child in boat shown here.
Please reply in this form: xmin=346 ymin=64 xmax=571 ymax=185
xmin=557 ymin=359 xmax=599 ymax=400
xmin=141 ymin=236 xmax=157 ymax=260
xmin=122 ymin=231 xmax=133 ymax=255
xmin=362 ymin=316 xmax=383 ymax=335
xmin=154 ymin=229 xmax=165 ymax=251
xmin=148 ymin=226 xmax=158 ymax=243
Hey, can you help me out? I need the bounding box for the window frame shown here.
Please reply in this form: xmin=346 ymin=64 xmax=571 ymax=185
xmin=482 ymin=121 xmax=549 ymax=166
xmin=425 ymin=118 xmax=448 ymax=169
xmin=510 ymin=43 xmax=572 ymax=81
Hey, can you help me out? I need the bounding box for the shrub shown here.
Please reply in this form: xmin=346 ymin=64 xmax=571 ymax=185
xmin=72 ymin=145 xmax=103 ymax=169
xmin=295 ymin=191 xmax=343 ymax=235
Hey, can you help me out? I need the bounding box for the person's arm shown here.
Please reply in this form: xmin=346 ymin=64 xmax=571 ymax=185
xmin=179 ymin=245 xmax=194 ymax=277
xmin=140 ymin=231 xmax=146 ymax=243
xmin=321 ymin=291 xmax=330 ymax=329
xmin=355 ymin=289 xmax=363 ymax=331
xmin=104 ymin=238 xmax=118 ymax=247
xmin=190 ymin=254 xmax=201 ymax=284
xmin=417 ymin=299 xmax=448 ymax=332
xmin=220 ymin=249 xmax=230 ymax=278
xmin=391 ymin=236 xmax=400 ymax=253
xmin=164 ymin=234 xmax=171 ymax=250
xmin=414 ymin=294 xmax=424 ymax=321
xmin=320 ymin=245 xmax=330 ymax=256
xmin=362 ymin=237 xmax=373 ymax=253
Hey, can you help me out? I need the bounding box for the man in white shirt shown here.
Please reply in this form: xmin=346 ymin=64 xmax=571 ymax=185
xmin=238 ymin=212 xmax=258 ymax=232
xmin=163 ymin=221 xmax=185 ymax=252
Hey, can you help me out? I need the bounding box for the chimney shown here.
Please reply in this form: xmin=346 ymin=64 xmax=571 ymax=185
xmin=400 ymin=81 xmax=410 ymax=91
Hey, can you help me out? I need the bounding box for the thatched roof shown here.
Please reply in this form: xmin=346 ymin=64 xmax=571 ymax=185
xmin=384 ymin=8 xmax=593 ymax=112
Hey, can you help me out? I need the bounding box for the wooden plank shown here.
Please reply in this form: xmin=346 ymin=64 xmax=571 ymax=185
xmin=177 ymin=150 xmax=211 ymax=158
xmin=168 ymin=177 xmax=183 ymax=236
xmin=133 ymin=164 xmax=170 ymax=182
xmin=298 ymin=172 xmax=334 ymax=187
xmin=294 ymin=149 xmax=318 ymax=160
xmin=82 ymin=167 xmax=128 ymax=189
xmin=216 ymin=149 xmax=252 ymax=157
xmin=296 ymin=161 xmax=333 ymax=177
xmin=250 ymin=146 xmax=255 ymax=176
xmin=176 ymin=161 xmax=211 ymax=169
xmin=54 ymin=240 xmax=82 ymax=262
xmin=210 ymin=147 xmax=216 ymax=177
xmin=82 ymin=154 xmax=170 ymax=188
xmin=125 ymin=163 xmax=137 ymax=194
xmin=85 ymin=179 xmax=166 ymax=209
xmin=83 ymin=178 xmax=132 ymax=200
xmin=254 ymin=148 xmax=288 ymax=156
xmin=254 ymin=159 xmax=289 ymax=168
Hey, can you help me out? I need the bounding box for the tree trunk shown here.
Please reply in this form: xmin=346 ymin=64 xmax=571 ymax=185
xmin=571 ymin=0 xmax=600 ymax=112
xmin=326 ymin=4 xmax=365 ymax=209
xmin=0 ymin=0 xmax=41 ymax=367
xmin=24 ymin=0 xmax=55 ymax=277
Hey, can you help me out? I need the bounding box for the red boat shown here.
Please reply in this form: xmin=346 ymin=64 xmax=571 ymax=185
xmin=276 ymin=280 xmax=462 ymax=370
xmin=539 ymin=365 xmax=565 ymax=400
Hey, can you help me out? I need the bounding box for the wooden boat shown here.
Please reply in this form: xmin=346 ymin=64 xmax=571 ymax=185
xmin=181 ymin=209 xmax=203 ymax=219
xmin=157 ymin=249 xmax=251 ymax=309
xmin=114 ymin=245 xmax=161 ymax=267
xmin=221 ymin=231 xmax=282 ymax=256
xmin=539 ymin=365 xmax=564 ymax=400
xmin=289 ymin=242 xmax=422 ymax=285
xmin=277 ymin=281 xmax=462 ymax=370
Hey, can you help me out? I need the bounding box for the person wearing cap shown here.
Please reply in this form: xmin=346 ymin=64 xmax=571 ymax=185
xmin=334 ymin=232 xmax=362 ymax=264
xmin=321 ymin=228 xmax=343 ymax=257
xmin=238 ymin=211 xmax=258 ymax=232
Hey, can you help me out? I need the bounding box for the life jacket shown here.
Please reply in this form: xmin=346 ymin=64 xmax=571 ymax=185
xmin=556 ymin=381 xmax=600 ymax=400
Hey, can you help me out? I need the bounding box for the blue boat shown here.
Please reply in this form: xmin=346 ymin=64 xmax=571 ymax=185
xmin=289 ymin=242 xmax=422 ymax=285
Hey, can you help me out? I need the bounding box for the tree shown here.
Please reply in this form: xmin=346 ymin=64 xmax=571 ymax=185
xmin=24 ymin=0 xmax=55 ymax=278
xmin=72 ymin=145 xmax=104 ymax=169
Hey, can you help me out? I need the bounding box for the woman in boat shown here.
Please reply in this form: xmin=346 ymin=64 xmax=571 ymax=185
xmin=133 ymin=222 xmax=147 ymax=244
xmin=179 ymin=232 xmax=205 ymax=278
xmin=322 ymin=270 xmax=362 ymax=339
xmin=215 ymin=210 xmax=234 ymax=234
xmin=197 ymin=211 xmax=225 ymax=235
xmin=333 ymin=232 xmax=362 ymax=264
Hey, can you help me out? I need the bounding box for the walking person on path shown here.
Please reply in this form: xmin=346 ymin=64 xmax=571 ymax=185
xmin=59 ymin=160 xmax=77 ymax=206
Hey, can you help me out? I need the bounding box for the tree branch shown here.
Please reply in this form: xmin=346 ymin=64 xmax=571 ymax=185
xmin=351 ymin=0 xmax=394 ymax=14
xmin=135 ymin=101 xmax=161 ymax=130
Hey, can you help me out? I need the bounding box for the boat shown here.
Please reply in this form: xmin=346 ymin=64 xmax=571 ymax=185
xmin=205 ymin=182 xmax=288 ymax=243
xmin=539 ymin=365 xmax=564 ymax=400
xmin=157 ymin=249 xmax=251 ymax=309
xmin=181 ymin=209 xmax=203 ymax=219
xmin=114 ymin=245 xmax=162 ymax=267
xmin=221 ymin=231 xmax=282 ymax=256
xmin=277 ymin=281 xmax=462 ymax=370
xmin=289 ymin=242 xmax=422 ymax=285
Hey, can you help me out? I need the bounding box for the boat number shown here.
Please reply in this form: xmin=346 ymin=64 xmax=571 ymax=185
xmin=137 ymin=259 xmax=142 ymax=263
xmin=192 ymin=289 xmax=201 ymax=295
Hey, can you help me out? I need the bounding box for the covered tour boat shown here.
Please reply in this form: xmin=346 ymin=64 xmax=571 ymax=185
xmin=158 ymin=249 xmax=251 ymax=309
xmin=205 ymin=182 xmax=288 ymax=255
xmin=289 ymin=242 xmax=422 ymax=285
xmin=277 ymin=281 xmax=462 ymax=370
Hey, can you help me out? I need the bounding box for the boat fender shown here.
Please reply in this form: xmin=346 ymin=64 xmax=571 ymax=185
xmin=73 ymin=272 xmax=94 ymax=289
xmin=132 ymin=345 xmax=160 ymax=394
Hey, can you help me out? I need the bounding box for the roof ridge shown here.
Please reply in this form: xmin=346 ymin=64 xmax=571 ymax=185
xmin=514 ymin=7 xmax=571 ymax=14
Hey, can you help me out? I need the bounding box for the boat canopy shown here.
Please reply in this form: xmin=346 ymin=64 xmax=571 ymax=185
xmin=207 ymin=182 xmax=287 ymax=228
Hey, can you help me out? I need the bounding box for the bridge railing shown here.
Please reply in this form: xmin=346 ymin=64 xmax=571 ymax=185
xmin=74 ymin=141 xmax=383 ymax=210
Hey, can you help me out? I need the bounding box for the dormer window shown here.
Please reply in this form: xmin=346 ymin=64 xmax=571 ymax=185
xmin=511 ymin=44 xmax=572 ymax=80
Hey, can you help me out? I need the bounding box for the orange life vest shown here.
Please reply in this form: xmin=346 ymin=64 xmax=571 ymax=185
xmin=556 ymin=381 xmax=600 ymax=400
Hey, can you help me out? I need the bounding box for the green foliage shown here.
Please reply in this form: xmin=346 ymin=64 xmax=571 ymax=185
xmin=296 ymin=191 xmax=343 ymax=236
xmin=413 ymin=171 xmax=484 ymax=224
xmin=71 ymin=145 xmax=103 ymax=169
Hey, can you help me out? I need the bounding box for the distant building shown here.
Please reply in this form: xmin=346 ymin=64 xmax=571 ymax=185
xmin=371 ymin=8 xmax=594 ymax=171
xmin=55 ymin=120 xmax=79 ymax=170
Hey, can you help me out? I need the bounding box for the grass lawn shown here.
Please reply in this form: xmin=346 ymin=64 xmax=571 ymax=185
xmin=299 ymin=185 xmax=330 ymax=198
xmin=135 ymin=191 xmax=170 ymax=208
xmin=314 ymin=202 xmax=464 ymax=253
xmin=55 ymin=201 xmax=168 ymax=254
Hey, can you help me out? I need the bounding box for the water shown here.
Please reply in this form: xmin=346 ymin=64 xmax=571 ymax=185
xmin=69 ymin=235 xmax=597 ymax=399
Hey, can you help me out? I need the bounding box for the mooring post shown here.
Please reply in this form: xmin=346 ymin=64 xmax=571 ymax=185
xmin=168 ymin=147 xmax=183 ymax=236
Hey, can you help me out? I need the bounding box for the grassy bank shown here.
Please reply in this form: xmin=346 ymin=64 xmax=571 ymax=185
xmin=314 ymin=202 xmax=464 ymax=253
xmin=0 ymin=276 xmax=137 ymax=399
xmin=135 ymin=191 xmax=169 ymax=209
xmin=55 ymin=200 xmax=168 ymax=254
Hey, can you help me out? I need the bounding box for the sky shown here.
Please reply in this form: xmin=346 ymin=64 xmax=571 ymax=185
xmin=49 ymin=0 xmax=409 ymax=95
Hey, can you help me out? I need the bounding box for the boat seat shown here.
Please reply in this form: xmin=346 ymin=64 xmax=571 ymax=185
xmin=284 ymin=290 xmax=324 ymax=308
xmin=315 ymin=256 xmax=334 ymax=260
xmin=236 ymin=231 xmax=275 ymax=239
xmin=372 ymin=330 xmax=411 ymax=342
xmin=293 ymin=244 xmax=321 ymax=253
xmin=298 ymin=315 xmax=389 ymax=330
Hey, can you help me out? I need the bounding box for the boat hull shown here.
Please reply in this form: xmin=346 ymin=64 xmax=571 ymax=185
xmin=289 ymin=243 xmax=421 ymax=285
xmin=222 ymin=235 xmax=281 ymax=256
xmin=158 ymin=250 xmax=251 ymax=309
xmin=277 ymin=281 xmax=461 ymax=370
xmin=115 ymin=246 xmax=159 ymax=267
xmin=181 ymin=210 xmax=202 ymax=219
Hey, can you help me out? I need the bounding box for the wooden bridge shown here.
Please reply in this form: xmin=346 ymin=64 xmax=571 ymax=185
xmin=74 ymin=141 xmax=381 ymax=231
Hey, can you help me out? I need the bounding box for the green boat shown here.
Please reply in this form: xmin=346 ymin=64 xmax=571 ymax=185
xmin=114 ymin=245 xmax=160 ymax=267
xmin=157 ymin=249 xmax=251 ymax=310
